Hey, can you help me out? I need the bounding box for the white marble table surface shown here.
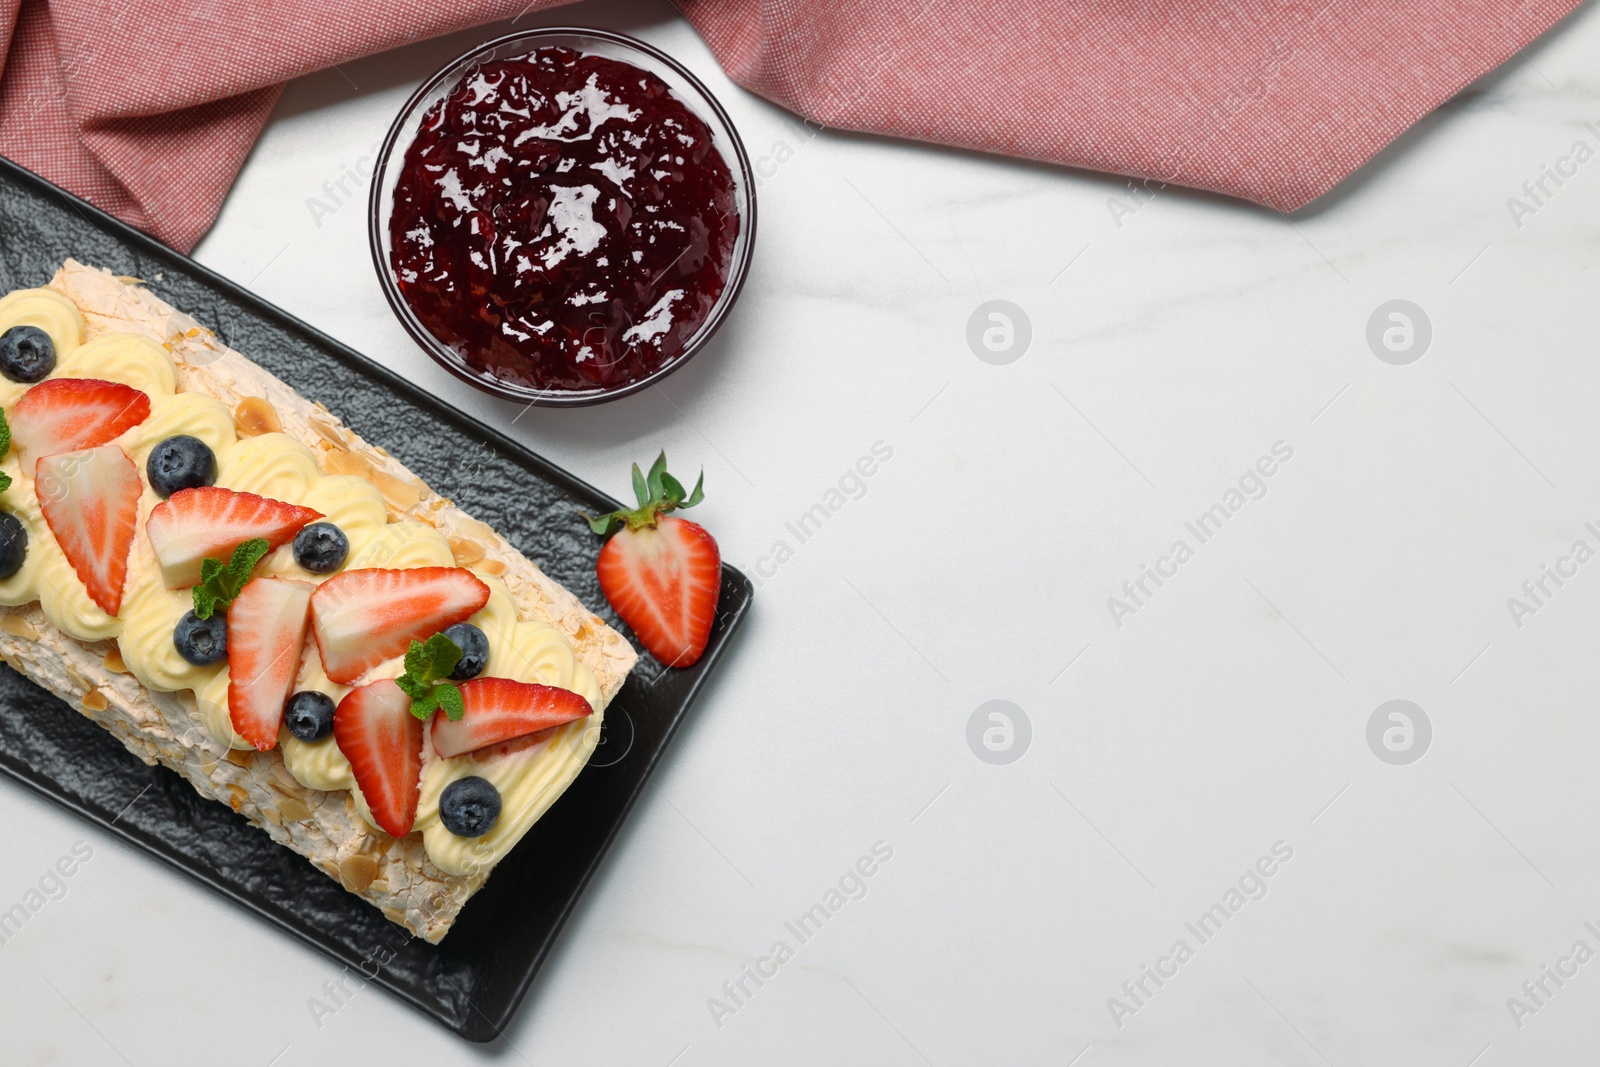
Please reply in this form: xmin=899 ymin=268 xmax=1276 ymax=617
xmin=5 ymin=0 xmax=1600 ymax=1063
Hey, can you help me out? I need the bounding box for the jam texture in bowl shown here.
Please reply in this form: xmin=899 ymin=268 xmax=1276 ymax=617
xmin=370 ymin=29 xmax=755 ymax=405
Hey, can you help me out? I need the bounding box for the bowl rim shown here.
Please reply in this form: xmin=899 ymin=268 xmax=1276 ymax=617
xmin=367 ymin=25 xmax=758 ymax=408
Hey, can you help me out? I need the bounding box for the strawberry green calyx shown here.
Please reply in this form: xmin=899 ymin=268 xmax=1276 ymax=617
xmin=582 ymin=451 xmax=704 ymax=537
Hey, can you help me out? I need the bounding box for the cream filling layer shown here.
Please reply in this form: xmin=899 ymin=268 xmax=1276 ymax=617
xmin=0 ymin=289 xmax=600 ymax=875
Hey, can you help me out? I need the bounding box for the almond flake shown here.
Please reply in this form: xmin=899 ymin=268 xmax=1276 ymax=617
xmin=309 ymin=417 xmax=348 ymax=447
xmin=0 ymin=614 xmax=37 ymax=639
xmin=340 ymin=854 xmax=379 ymax=892
xmin=373 ymin=469 xmax=424 ymax=513
xmin=448 ymin=536 xmax=485 ymax=564
xmin=234 ymin=396 xmax=282 ymax=437
xmin=321 ymin=448 xmax=371 ymax=478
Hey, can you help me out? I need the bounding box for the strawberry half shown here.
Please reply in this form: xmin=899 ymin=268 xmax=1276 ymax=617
xmin=146 ymin=486 xmax=322 ymax=588
xmin=587 ymin=453 xmax=721 ymax=667
xmin=227 ymin=576 xmax=314 ymax=751
xmin=311 ymin=567 xmax=490 ymax=684
xmin=334 ymin=679 xmax=423 ymax=838
xmin=431 ymin=678 xmax=593 ymax=758
xmin=36 ymin=444 xmax=141 ymax=616
xmin=12 ymin=378 xmax=151 ymax=469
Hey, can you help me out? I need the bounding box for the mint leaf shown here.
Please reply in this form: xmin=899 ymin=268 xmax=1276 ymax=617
xmin=227 ymin=538 xmax=270 ymax=589
xmin=190 ymin=537 xmax=271 ymax=619
xmin=410 ymin=687 xmax=440 ymax=718
xmin=421 ymin=632 xmax=463 ymax=681
xmin=401 ymin=632 xmax=462 ymax=685
xmin=193 ymin=555 xmax=225 ymax=619
xmin=437 ymin=682 xmax=465 ymax=722
xmin=398 ymin=633 xmax=467 ymax=721
xmin=403 ymin=640 xmax=428 ymax=681
xmin=0 ymin=410 xmax=9 ymax=494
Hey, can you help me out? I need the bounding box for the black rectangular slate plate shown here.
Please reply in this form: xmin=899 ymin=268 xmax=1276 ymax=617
xmin=0 ymin=155 xmax=751 ymax=1042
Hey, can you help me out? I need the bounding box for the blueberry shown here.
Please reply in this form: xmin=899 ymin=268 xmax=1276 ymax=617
xmin=293 ymin=522 xmax=348 ymax=573
xmin=174 ymin=610 xmax=226 ymax=666
xmin=146 ymin=435 xmax=217 ymax=498
xmin=443 ymin=622 xmax=489 ymax=679
xmin=285 ymin=690 xmax=336 ymax=743
xmin=439 ymin=776 xmax=502 ymax=838
xmin=0 ymin=512 xmax=26 ymax=580
xmin=0 ymin=326 xmax=55 ymax=383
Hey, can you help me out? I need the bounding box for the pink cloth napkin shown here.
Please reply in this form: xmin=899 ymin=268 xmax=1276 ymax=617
xmin=0 ymin=0 xmax=1580 ymax=252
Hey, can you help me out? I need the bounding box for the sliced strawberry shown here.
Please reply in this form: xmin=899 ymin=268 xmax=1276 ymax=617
xmin=226 ymin=576 xmax=314 ymax=751
xmin=333 ymin=679 xmax=423 ymax=838
xmin=597 ymin=516 xmax=721 ymax=667
xmin=587 ymin=453 xmax=721 ymax=667
xmin=36 ymin=444 xmax=141 ymax=616
xmin=12 ymin=378 xmax=151 ymax=468
xmin=311 ymin=567 xmax=490 ymax=684
xmin=146 ymin=486 xmax=322 ymax=588
xmin=431 ymin=678 xmax=593 ymax=758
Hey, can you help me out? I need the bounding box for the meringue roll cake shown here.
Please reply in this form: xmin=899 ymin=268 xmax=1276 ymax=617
xmin=0 ymin=261 xmax=636 ymax=943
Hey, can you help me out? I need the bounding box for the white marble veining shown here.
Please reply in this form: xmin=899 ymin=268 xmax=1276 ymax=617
xmin=4 ymin=0 xmax=1600 ymax=1063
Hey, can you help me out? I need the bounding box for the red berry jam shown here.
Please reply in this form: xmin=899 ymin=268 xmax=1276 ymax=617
xmin=388 ymin=47 xmax=739 ymax=394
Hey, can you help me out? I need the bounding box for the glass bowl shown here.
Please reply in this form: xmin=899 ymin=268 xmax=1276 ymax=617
xmin=368 ymin=27 xmax=756 ymax=407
